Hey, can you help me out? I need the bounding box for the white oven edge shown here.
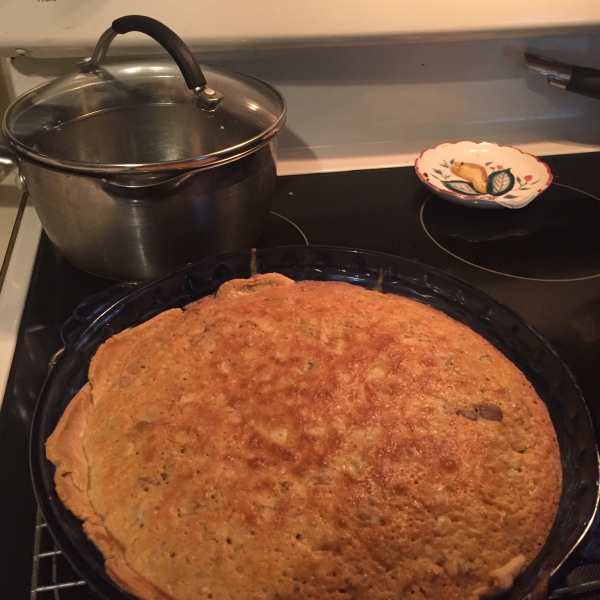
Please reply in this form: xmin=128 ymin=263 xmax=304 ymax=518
xmin=0 ymin=202 xmax=41 ymax=410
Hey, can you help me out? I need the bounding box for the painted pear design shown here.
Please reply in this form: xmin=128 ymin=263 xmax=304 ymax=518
xmin=450 ymin=162 xmax=488 ymax=194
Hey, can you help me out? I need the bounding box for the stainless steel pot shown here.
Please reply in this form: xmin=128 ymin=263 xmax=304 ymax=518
xmin=0 ymin=16 xmax=286 ymax=280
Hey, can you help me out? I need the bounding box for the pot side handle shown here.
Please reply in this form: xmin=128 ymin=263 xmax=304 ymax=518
xmin=90 ymin=15 xmax=223 ymax=110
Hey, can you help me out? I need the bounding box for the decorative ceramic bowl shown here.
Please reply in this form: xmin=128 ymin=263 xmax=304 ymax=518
xmin=414 ymin=141 xmax=552 ymax=209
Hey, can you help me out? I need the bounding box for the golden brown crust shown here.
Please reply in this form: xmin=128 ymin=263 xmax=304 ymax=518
xmin=84 ymin=516 xmax=172 ymax=600
xmin=46 ymin=383 xmax=94 ymax=521
xmin=47 ymin=275 xmax=562 ymax=600
xmin=215 ymin=272 xmax=294 ymax=299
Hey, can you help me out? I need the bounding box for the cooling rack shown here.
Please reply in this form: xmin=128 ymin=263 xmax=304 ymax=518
xmin=31 ymin=508 xmax=97 ymax=600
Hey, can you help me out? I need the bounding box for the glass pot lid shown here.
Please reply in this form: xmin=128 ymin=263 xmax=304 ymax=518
xmin=2 ymin=16 xmax=286 ymax=174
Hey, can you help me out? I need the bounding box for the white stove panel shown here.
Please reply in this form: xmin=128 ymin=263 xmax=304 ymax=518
xmin=1 ymin=0 xmax=600 ymax=58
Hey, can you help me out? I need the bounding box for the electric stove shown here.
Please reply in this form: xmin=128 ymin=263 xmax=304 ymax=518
xmin=1 ymin=153 xmax=600 ymax=599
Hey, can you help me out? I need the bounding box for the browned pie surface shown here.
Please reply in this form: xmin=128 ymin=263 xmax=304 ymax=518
xmin=47 ymin=276 xmax=562 ymax=600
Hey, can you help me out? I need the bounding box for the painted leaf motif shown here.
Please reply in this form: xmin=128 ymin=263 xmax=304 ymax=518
xmin=443 ymin=180 xmax=480 ymax=195
xmin=503 ymin=194 xmax=518 ymax=199
xmin=487 ymin=168 xmax=515 ymax=196
xmin=433 ymin=168 xmax=443 ymax=175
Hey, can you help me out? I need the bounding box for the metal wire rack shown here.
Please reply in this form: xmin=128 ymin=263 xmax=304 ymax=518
xmin=30 ymin=508 xmax=97 ymax=600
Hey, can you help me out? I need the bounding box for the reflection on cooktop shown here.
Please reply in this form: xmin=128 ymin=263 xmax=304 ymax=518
xmin=256 ymin=212 xmax=309 ymax=248
xmin=420 ymin=183 xmax=600 ymax=281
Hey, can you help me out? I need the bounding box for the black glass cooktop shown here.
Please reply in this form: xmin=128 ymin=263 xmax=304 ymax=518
xmin=421 ymin=183 xmax=600 ymax=280
xmin=1 ymin=152 xmax=600 ymax=599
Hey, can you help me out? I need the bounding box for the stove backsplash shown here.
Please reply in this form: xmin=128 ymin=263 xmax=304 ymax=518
xmin=3 ymin=33 xmax=600 ymax=174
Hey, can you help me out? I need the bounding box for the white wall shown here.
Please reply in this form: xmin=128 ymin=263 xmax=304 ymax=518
xmin=1 ymin=0 xmax=600 ymax=57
